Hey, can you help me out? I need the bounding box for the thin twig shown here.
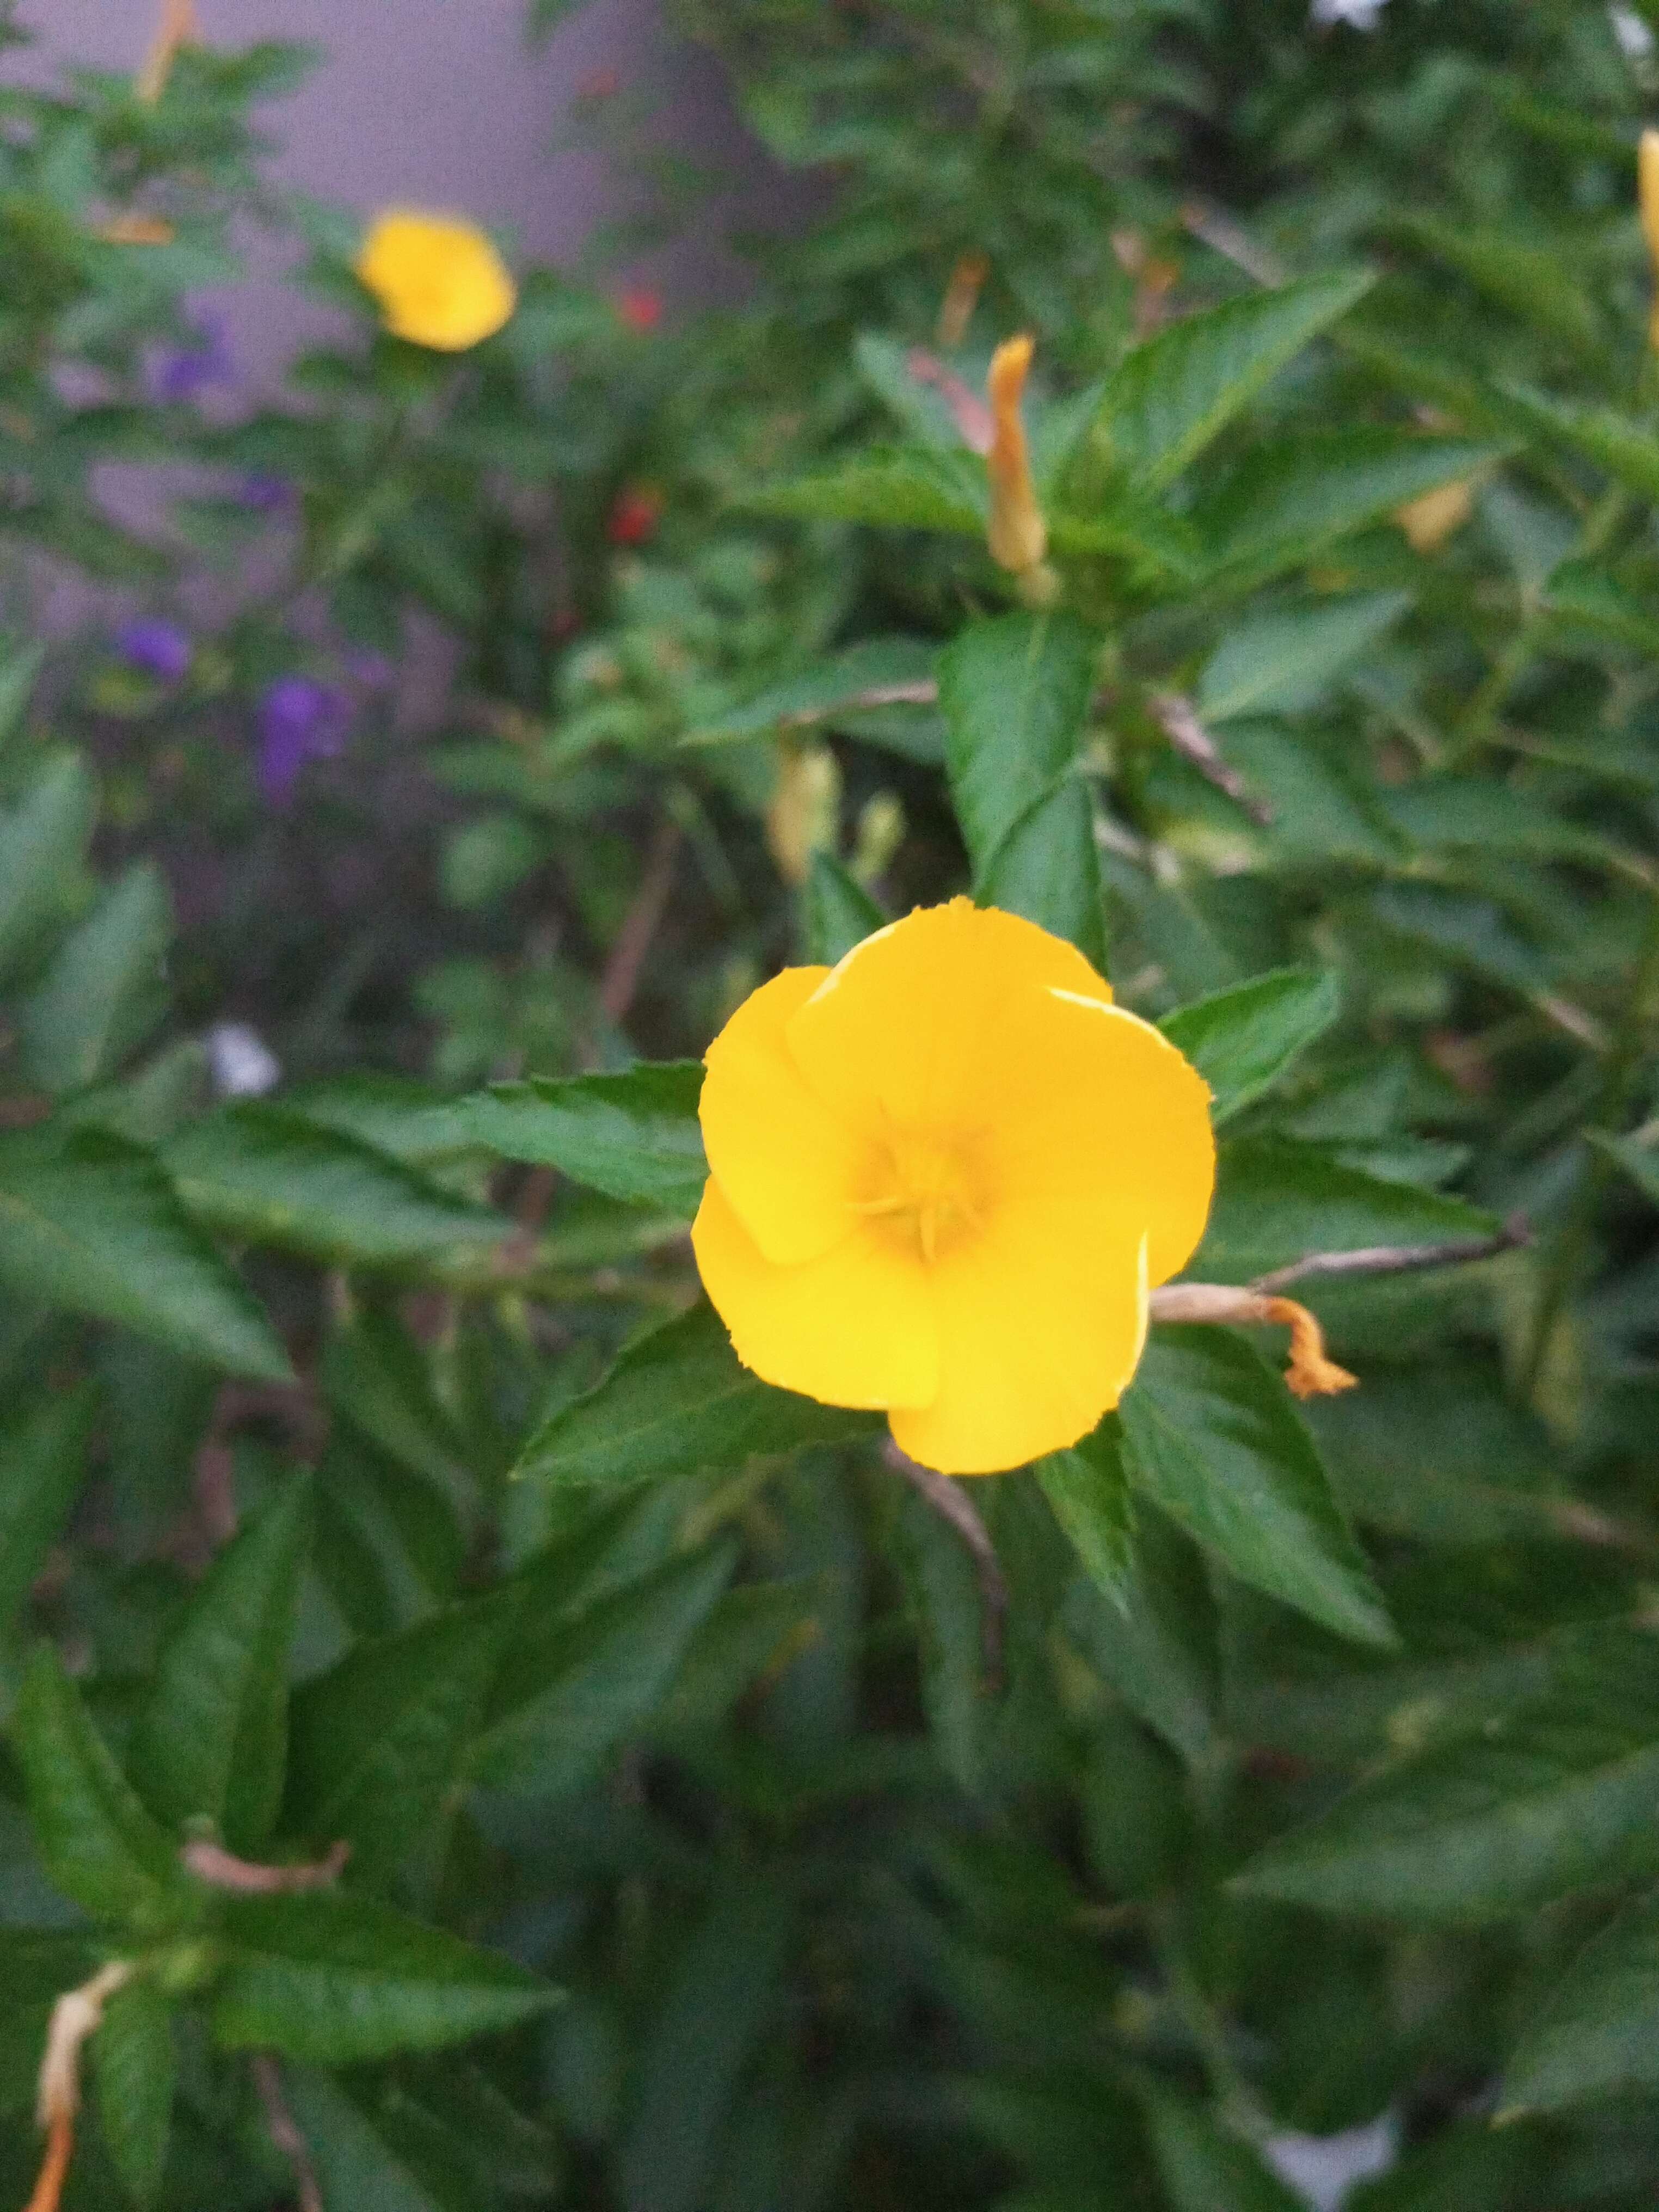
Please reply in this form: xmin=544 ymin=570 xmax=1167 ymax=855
xmin=598 ymin=818 xmax=683 ymax=1033
xmin=1179 ymin=200 xmax=1289 ymax=287
xmin=1248 ymin=1215 xmax=1530 ymax=1295
xmin=884 ymin=1441 xmax=1008 ymax=1691
xmin=1148 ymin=693 xmax=1274 ymax=824
xmin=252 ymin=2055 xmax=323 ymax=2212
xmin=778 ymin=679 xmax=939 ymax=730
xmin=182 ymin=1839 xmax=350 ymax=1893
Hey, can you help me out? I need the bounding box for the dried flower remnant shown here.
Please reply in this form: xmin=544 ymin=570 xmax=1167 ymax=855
xmin=355 ymin=211 xmax=517 ymax=353
xmin=692 ymin=900 xmax=1215 ymax=1474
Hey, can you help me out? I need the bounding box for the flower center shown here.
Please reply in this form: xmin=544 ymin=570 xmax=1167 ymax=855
xmin=847 ymin=1126 xmax=991 ymax=1265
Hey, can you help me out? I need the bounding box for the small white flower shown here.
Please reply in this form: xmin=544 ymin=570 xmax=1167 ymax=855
xmin=205 ymin=1022 xmax=281 ymax=1099
xmin=1611 ymin=3 xmax=1657 ymax=69
xmin=1264 ymin=2112 xmax=1399 ymax=2212
xmin=1310 ymin=0 xmax=1390 ymax=27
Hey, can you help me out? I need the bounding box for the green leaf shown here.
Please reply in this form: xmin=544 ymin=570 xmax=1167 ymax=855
xmin=854 ymin=331 xmax=975 ymax=449
xmin=1498 ymin=383 xmax=1659 ymax=502
xmin=0 ymin=1127 xmax=292 ymax=1382
xmin=474 ymin=1543 xmax=737 ymax=1791
xmin=11 ymin=1645 xmax=181 ymax=1926
xmin=686 ymin=636 xmax=938 ymax=747
xmin=1234 ymin=1632 xmax=1659 ymax=1922
xmin=162 ymin=1105 xmax=509 ymax=1266
xmin=1038 ymin=1422 xmax=1136 ymax=1610
xmin=1121 ymin=1330 xmax=1393 ymax=1646
xmin=286 ymin=1596 xmax=513 ymax=1894
xmin=278 ymin=1077 xmax=483 ymax=1166
xmin=279 ymin=2068 xmax=466 ymax=2212
xmin=1098 ymin=268 xmax=1375 ymax=492
xmin=1197 ymin=593 xmax=1410 ymax=724
xmin=938 ymin=611 xmax=1096 ymax=878
xmin=1144 ymin=2091 xmax=1306 ymax=2212
xmin=18 ymin=861 xmax=170 ymax=1095
xmin=978 ymin=777 xmax=1108 ymax=974
xmin=1400 ymin=219 xmax=1601 ymax=350
xmin=894 ymin=1483 xmax=990 ymax=1795
xmin=321 ymin=1308 xmax=471 ymax=1490
xmin=0 ymin=751 xmax=95 ymax=985
xmin=739 ymin=445 xmax=984 ymax=534
xmin=1197 ymin=1137 xmax=1497 ymax=1283
xmin=132 ymin=1477 xmax=312 ymax=1854
xmin=211 ymin=1890 xmax=557 ymax=2064
xmin=0 ymin=640 xmax=44 ymax=753
xmin=1193 ymin=433 xmax=1497 ymax=592
xmin=803 ymin=852 xmax=884 ymax=964
xmin=92 ymin=1977 xmax=176 ymax=2208
xmin=1500 ymin=1886 xmax=1659 ymax=2116
xmin=1062 ymin=1501 xmax=1220 ymax=1771
xmin=1590 ymin=1131 xmax=1659 ymax=1211
xmin=1543 ymin=559 xmax=1659 ymax=656
xmin=514 ymin=1301 xmax=879 ymax=1489
xmin=1159 ymin=969 xmax=1341 ymax=1125
xmin=452 ymin=1062 xmax=707 ymax=1215
xmin=0 ymin=1385 xmax=96 ymax=1633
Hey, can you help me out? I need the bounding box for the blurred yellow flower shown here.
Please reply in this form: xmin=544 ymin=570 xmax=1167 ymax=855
xmin=1394 ymin=477 xmax=1473 ymax=554
xmin=355 ymin=211 xmax=516 ymax=353
xmin=692 ymin=900 xmax=1215 ymax=1474
xmin=1642 ymin=129 xmax=1659 ymax=348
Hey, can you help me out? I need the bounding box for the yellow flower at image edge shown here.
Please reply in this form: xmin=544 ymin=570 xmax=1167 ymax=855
xmin=355 ymin=211 xmax=516 ymax=352
xmin=692 ymin=900 xmax=1216 ymax=1476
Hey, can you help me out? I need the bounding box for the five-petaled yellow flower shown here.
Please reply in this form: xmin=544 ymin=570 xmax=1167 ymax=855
xmin=355 ymin=211 xmax=516 ymax=353
xmin=692 ymin=900 xmax=1215 ymax=1476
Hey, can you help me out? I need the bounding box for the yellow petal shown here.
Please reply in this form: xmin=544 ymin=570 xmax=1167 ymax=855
xmin=699 ymin=964 xmax=865 ymax=1266
xmin=892 ymin=1231 xmax=1148 ymax=1476
xmin=355 ymin=211 xmax=516 ymax=353
xmin=692 ymin=1177 xmax=938 ymax=1410
xmin=785 ymin=899 xmax=1111 ymax=1138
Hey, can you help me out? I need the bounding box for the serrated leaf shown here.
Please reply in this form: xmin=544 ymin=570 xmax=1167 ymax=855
xmin=211 ymin=1890 xmax=557 ymax=2063
xmin=286 ymin=1596 xmax=514 ymax=1894
xmin=978 ymin=776 xmax=1108 ymax=973
xmin=803 ymin=852 xmax=884 ymax=963
xmin=515 ymin=1300 xmax=878 ymax=1489
xmin=1197 ymin=1136 xmax=1497 ymax=1283
xmin=474 ymin=1543 xmax=737 ymax=1791
xmin=938 ymin=611 xmax=1095 ymax=877
xmin=18 ymin=861 xmax=170 ymax=1095
xmin=277 ymin=1077 xmax=483 ymax=1166
xmin=1038 ymin=1421 xmax=1136 ymax=1610
xmin=162 ymin=1104 xmax=508 ymax=1265
xmin=452 ymin=1062 xmax=706 ymax=1215
xmin=1099 ymin=268 xmax=1375 ymax=492
xmin=739 ymin=445 xmax=985 ymax=534
xmin=1197 ymin=593 xmax=1410 ymax=724
xmin=0 ymin=1385 xmax=96 ymax=1632
xmin=1159 ymin=969 xmax=1341 ymax=1125
xmin=0 ymin=1127 xmax=291 ymax=1382
xmin=1061 ymin=1500 xmax=1220 ymax=1771
xmin=1121 ymin=1330 xmax=1393 ymax=1646
xmin=92 ymin=1977 xmax=175 ymax=2208
xmin=0 ymin=751 xmax=95 ymax=984
xmin=1234 ymin=1631 xmax=1659 ymax=1921
xmin=132 ymin=1477 xmax=312 ymax=1854
xmin=1500 ymin=1885 xmax=1659 ymax=2115
xmin=11 ymin=1645 xmax=181 ymax=1926
xmin=686 ymin=637 xmax=938 ymax=747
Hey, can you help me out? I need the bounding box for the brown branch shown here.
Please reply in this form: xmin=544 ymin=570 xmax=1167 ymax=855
xmin=884 ymin=1441 xmax=1008 ymax=1692
xmin=1148 ymin=693 xmax=1274 ymax=825
xmin=778 ymin=679 xmax=939 ymax=731
xmin=597 ymin=817 xmax=683 ymax=1034
xmin=1248 ymin=1216 xmax=1530 ymax=1295
xmin=252 ymin=2055 xmax=323 ymax=2212
xmin=1179 ymin=200 xmax=1289 ymax=287
xmin=182 ymin=1839 xmax=350 ymax=1893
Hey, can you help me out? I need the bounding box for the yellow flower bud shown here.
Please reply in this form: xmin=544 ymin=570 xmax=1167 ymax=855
xmin=766 ymin=743 xmax=841 ymax=886
xmin=134 ymin=0 xmax=197 ymax=105
xmin=936 ymin=251 xmax=988 ymax=349
xmin=1641 ymin=129 xmax=1659 ymax=349
xmin=985 ymin=335 xmax=1048 ymax=576
xmin=1395 ymin=477 xmax=1473 ymax=554
xmin=355 ymin=211 xmax=517 ymax=353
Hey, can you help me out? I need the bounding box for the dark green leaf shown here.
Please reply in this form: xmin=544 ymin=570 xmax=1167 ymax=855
xmin=162 ymin=1105 xmax=508 ymax=1266
xmin=1121 ymin=1330 xmax=1393 ymax=1646
xmin=322 ymin=1308 xmax=471 ymax=1490
xmin=451 ymin=1062 xmax=707 ymax=1215
xmin=1197 ymin=1137 xmax=1496 ymax=1283
xmin=132 ymin=1477 xmax=312 ymax=1854
xmin=1498 ymin=382 xmax=1659 ymax=501
xmin=1159 ymin=969 xmax=1341 ymax=1125
xmin=687 ymin=637 xmax=938 ymax=747
xmin=803 ymin=853 xmax=884 ymax=964
xmin=11 ymin=1645 xmax=181 ymax=1926
xmin=978 ymin=777 xmax=1108 ymax=973
xmin=0 ymin=751 xmax=95 ymax=984
xmin=92 ymin=1977 xmax=176 ymax=2207
xmin=514 ymin=1301 xmax=878 ymax=1489
xmin=937 ymin=611 xmax=1096 ymax=880
xmin=1197 ymin=594 xmax=1410 ymax=724
xmin=0 ymin=1128 xmax=291 ymax=1382
xmin=0 ymin=1385 xmax=96 ymax=1632
xmin=1038 ymin=1421 xmax=1136 ymax=1610
xmin=1144 ymin=2091 xmax=1306 ymax=2212
xmin=1501 ymin=1886 xmax=1659 ymax=2116
xmin=19 ymin=862 xmax=170 ymax=1095
xmin=1061 ymin=1501 xmax=1220 ymax=1771
xmin=211 ymin=1891 xmax=557 ymax=2063
xmin=739 ymin=445 xmax=985 ymax=534
xmin=894 ymin=1483 xmax=990 ymax=1795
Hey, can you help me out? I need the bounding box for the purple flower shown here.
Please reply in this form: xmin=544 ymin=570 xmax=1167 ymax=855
xmin=255 ymin=676 xmax=349 ymax=807
xmin=237 ymin=471 xmax=294 ymax=513
xmin=114 ymin=618 xmax=192 ymax=684
xmin=149 ymin=313 xmax=235 ymax=405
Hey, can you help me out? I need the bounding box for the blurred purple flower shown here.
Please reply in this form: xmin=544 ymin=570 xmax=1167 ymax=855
xmin=114 ymin=618 xmax=192 ymax=684
xmin=150 ymin=313 xmax=235 ymax=405
xmin=237 ymin=470 xmax=294 ymax=513
xmin=344 ymin=647 xmax=394 ymax=689
xmin=256 ymin=676 xmax=349 ymax=806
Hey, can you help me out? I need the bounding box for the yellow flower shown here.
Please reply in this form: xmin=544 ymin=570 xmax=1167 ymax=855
xmin=985 ymin=334 xmax=1048 ymax=576
xmin=354 ymin=211 xmax=516 ymax=353
xmin=691 ymin=900 xmax=1215 ymax=1474
xmin=1642 ymin=130 xmax=1659 ymax=350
